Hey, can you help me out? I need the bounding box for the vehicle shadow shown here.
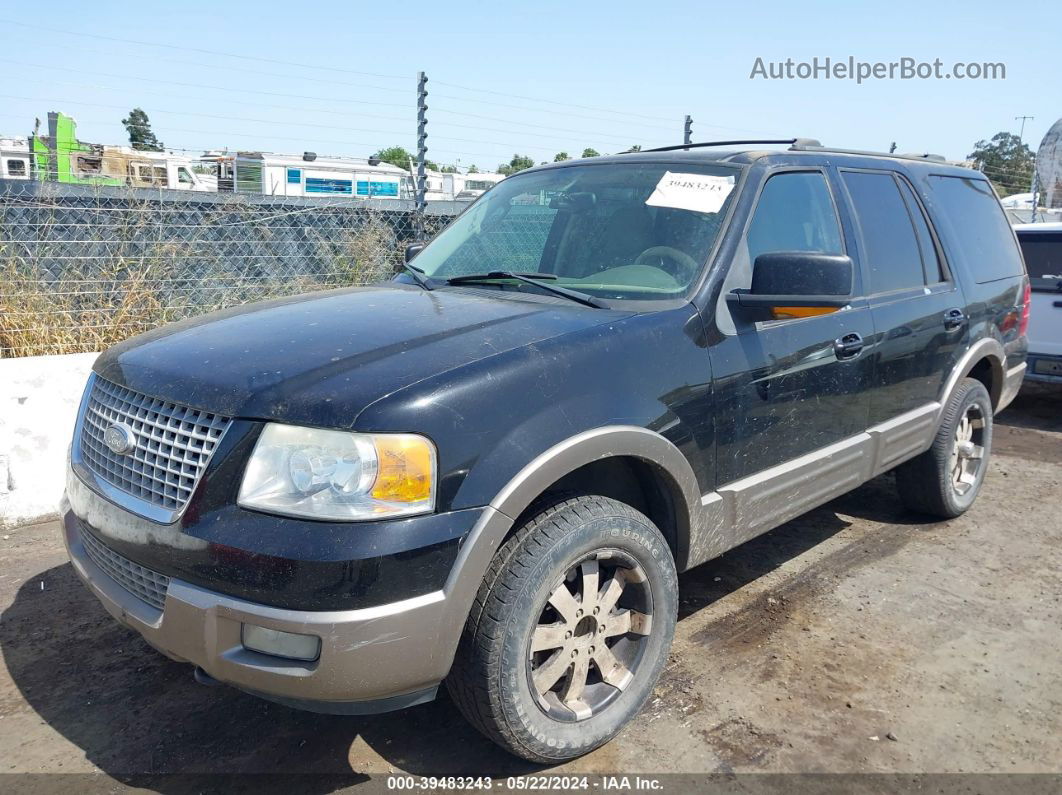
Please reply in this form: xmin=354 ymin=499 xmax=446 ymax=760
xmin=0 ymin=475 xmax=918 ymax=787
xmin=995 ymin=382 xmax=1062 ymax=433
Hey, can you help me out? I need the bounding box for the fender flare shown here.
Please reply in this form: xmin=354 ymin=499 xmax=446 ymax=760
xmin=432 ymin=426 xmax=700 ymax=673
xmin=936 ymin=337 xmax=1005 ymax=419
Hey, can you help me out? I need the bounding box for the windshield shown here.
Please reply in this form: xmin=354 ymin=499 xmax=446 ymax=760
xmin=412 ymin=162 xmax=740 ymax=301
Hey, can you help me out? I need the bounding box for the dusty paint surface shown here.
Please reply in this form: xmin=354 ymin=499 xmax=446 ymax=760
xmin=0 ymin=385 xmax=1059 ymax=782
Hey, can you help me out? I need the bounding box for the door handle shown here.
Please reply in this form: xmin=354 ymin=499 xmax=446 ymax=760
xmin=943 ymin=308 xmax=966 ymax=331
xmin=834 ymin=332 xmax=864 ymax=359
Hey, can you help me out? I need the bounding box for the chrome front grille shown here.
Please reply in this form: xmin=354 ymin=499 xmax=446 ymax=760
xmin=79 ymin=376 xmax=231 ymax=515
xmin=80 ymin=526 xmax=170 ymax=611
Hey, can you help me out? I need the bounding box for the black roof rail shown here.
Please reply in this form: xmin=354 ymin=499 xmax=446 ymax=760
xmin=789 ymin=142 xmax=950 ymax=163
xmin=634 ymin=138 xmax=821 ymax=154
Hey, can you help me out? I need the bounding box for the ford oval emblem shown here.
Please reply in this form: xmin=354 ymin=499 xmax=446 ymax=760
xmin=104 ymin=423 xmax=137 ymax=456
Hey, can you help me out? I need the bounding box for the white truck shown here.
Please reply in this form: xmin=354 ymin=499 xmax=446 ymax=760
xmin=1014 ymin=223 xmax=1062 ymax=383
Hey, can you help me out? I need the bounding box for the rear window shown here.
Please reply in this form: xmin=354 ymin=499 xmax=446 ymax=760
xmin=928 ymin=176 xmax=1025 ymax=283
xmin=1017 ymin=231 xmax=1062 ymax=290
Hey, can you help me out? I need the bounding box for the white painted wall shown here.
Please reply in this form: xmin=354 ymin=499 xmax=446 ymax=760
xmin=0 ymin=352 xmax=98 ymax=529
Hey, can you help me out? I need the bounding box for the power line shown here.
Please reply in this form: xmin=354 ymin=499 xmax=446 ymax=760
xmin=0 ymin=109 xmax=531 ymax=164
xmin=9 ymin=73 xmax=660 ymax=148
xmin=0 ymin=17 xmax=410 ymax=80
xmin=18 ymin=40 xmax=412 ymax=97
xmin=0 ymin=17 xmax=708 ymax=135
xmin=1 ymin=88 xmax=658 ymax=149
xmin=0 ymin=58 xmax=411 ymax=109
xmin=434 ymin=79 xmax=759 ymax=134
xmin=0 ymin=58 xmax=675 ymax=150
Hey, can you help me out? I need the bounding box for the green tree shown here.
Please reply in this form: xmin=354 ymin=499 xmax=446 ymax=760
xmin=372 ymin=146 xmax=439 ymax=171
xmin=467 ymin=164 xmax=479 ymax=173
xmin=372 ymin=145 xmax=414 ymax=169
xmin=554 ymin=152 xmax=571 ymax=162
xmin=121 ymin=108 xmax=164 ymax=151
xmin=628 ymin=145 xmax=642 ymax=152
xmin=497 ymin=154 xmax=535 ymax=175
xmin=581 ymin=148 xmax=600 ymax=158
xmin=967 ymin=132 xmax=1035 ymax=196
xmin=440 ymin=164 xmax=458 ymax=173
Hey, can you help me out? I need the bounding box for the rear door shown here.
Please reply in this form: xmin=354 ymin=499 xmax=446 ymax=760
xmin=1017 ymin=228 xmax=1062 ymax=377
xmin=838 ymin=169 xmax=968 ymax=425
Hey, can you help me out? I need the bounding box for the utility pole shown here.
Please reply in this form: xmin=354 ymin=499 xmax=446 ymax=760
xmin=1030 ymin=171 xmax=1040 ymax=223
xmin=416 ymin=71 xmax=428 ymax=239
xmin=683 ymin=115 xmax=693 ymax=146
xmin=1015 ymin=115 xmax=1034 ymax=144
xmin=1015 ymin=116 xmax=1036 ymax=221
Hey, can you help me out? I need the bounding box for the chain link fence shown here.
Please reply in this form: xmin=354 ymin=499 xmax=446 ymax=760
xmin=0 ymin=179 xmax=461 ymax=358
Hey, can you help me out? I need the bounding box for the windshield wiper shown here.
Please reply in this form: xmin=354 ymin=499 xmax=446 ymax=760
xmin=402 ymin=261 xmax=434 ymax=291
xmin=446 ymin=271 xmax=607 ymax=308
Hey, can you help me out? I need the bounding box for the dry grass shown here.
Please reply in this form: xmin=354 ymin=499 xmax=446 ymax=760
xmin=0 ymin=193 xmax=405 ymax=358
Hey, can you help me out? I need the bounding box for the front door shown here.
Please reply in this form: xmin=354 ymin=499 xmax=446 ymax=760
xmin=709 ymin=168 xmax=876 ymax=487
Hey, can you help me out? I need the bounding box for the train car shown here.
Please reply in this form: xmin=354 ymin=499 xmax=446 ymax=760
xmin=232 ymin=152 xmax=408 ymax=199
xmin=1 ymin=137 xmax=31 ymax=180
xmin=26 ymin=112 xmax=212 ymax=191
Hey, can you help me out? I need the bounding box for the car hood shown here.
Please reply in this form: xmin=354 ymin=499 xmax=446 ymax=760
xmin=94 ymin=283 xmax=627 ymax=427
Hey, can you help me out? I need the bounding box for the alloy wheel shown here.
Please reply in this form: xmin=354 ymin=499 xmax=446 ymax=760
xmin=950 ymin=402 xmax=987 ymax=495
xmin=526 ymin=552 xmax=654 ymax=722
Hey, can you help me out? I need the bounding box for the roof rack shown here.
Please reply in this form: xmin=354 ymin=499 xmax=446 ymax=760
xmin=789 ymin=142 xmax=948 ymax=163
xmin=635 ymin=138 xmax=821 ymax=154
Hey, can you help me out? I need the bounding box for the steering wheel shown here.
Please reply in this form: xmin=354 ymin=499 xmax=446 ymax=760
xmin=633 ymin=246 xmax=699 ymax=282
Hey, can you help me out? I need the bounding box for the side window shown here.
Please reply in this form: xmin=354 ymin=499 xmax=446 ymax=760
xmin=842 ymin=171 xmax=924 ymax=294
xmin=928 ymin=176 xmax=1024 ymax=283
xmin=746 ymin=171 xmax=843 ymax=262
xmin=7 ymin=158 xmax=27 ymax=177
xmin=896 ymin=179 xmax=945 ymax=283
xmin=177 ymin=167 xmax=194 ymax=185
xmin=717 ymin=171 xmax=844 ymax=334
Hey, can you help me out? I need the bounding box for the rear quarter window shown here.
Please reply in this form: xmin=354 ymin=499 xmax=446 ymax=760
xmin=928 ymin=175 xmax=1025 ymax=283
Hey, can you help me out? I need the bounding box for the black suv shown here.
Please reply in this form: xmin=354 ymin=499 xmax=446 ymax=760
xmin=62 ymin=140 xmax=1029 ymax=763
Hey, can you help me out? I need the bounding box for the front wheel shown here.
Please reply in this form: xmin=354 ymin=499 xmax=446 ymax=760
xmin=446 ymin=495 xmax=678 ymax=763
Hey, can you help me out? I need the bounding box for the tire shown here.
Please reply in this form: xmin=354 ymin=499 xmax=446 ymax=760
xmin=446 ymin=495 xmax=678 ymax=763
xmin=895 ymin=377 xmax=993 ymax=518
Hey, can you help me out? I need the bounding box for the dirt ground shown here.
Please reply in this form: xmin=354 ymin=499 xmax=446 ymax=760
xmin=1 ymin=384 xmax=1060 ymax=788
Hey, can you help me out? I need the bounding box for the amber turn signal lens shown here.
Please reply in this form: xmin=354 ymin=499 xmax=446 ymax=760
xmin=371 ymin=435 xmax=435 ymax=503
xmin=771 ymin=305 xmax=840 ymax=320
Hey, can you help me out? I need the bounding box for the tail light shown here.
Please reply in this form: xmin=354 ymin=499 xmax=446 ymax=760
xmin=1019 ymin=280 xmax=1031 ymax=337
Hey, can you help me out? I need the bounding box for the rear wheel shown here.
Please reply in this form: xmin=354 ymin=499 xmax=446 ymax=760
xmin=446 ymin=495 xmax=677 ymax=763
xmin=895 ymin=377 xmax=993 ymax=518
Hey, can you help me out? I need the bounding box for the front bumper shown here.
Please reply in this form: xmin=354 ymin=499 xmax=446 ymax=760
xmin=61 ymin=467 xmax=515 ymax=712
xmin=64 ymin=507 xmax=455 ymax=711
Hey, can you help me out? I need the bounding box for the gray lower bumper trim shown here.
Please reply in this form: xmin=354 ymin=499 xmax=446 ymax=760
xmin=243 ymin=684 xmax=439 ymax=715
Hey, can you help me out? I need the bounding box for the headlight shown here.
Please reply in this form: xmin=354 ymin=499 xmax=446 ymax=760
xmin=238 ymin=423 xmax=436 ymax=521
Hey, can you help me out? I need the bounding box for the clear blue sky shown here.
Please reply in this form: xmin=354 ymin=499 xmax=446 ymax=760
xmin=0 ymin=0 xmax=1057 ymax=170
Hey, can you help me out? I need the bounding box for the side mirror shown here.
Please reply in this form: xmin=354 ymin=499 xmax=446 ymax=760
xmin=405 ymin=243 xmax=425 ymax=263
xmin=727 ymin=252 xmax=854 ymax=320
